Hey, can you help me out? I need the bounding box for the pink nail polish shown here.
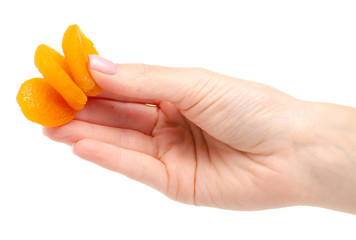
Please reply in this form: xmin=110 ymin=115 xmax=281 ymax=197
xmin=88 ymin=55 xmax=116 ymax=75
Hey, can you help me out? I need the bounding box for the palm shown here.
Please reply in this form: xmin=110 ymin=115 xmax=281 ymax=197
xmin=45 ymin=93 xmax=301 ymax=210
xmin=152 ymin=101 xmax=299 ymax=210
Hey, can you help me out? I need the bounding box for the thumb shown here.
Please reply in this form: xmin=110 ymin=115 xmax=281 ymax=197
xmin=88 ymin=55 xmax=230 ymax=110
xmin=87 ymin=55 xmax=292 ymax=154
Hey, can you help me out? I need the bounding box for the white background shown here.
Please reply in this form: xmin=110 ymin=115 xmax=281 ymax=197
xmin=1 ymin=0 xmax=355 ymax=239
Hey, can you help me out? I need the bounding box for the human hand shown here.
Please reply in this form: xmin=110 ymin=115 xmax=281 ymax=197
xmin=43 ymin=55 xmax=356 ymax=214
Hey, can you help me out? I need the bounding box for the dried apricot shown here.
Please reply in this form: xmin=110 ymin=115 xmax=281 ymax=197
xmin=34 ymin=44 xmax=87 ymax=111
xmin=17 ymin=78 xmax=76 ymax=127
xmin=17 ymin=25 xmax=102 ymax=127
xmin=62 ymin=24 xmax=103 ymax=96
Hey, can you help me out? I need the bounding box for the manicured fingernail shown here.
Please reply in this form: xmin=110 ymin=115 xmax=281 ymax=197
xmin=88 ymin=55 xmax=116 ymax=75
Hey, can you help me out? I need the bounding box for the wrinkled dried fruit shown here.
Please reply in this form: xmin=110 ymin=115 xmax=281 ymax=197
xmin=35 ymin=44 xmax=87 ymax=110
xmin=62 ymin=24 xmax=103 ymax=96
xmin=17 ymin=24 xmax=102 ymax=127
xmin=17 ymin=78 xmax=76 ymax=127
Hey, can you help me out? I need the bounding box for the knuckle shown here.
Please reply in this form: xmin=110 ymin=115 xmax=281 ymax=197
xmin=193 ymin=67 xmax=213 ymax=78
xmin=194 ymin=67 xmax=209 ymax=75
xmin=135 ymin=63 xmax=154 ymax=81
xmin=191 ymin=67 xmax=214 ymax=85
xmin=133 ymin=64 xmax=159 ymax=97
xmin=193 ymin=67 xmax=209 ymax=75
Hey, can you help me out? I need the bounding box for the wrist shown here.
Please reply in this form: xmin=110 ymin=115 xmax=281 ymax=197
xmin=295 ymin=101 xmax=356 ymax=214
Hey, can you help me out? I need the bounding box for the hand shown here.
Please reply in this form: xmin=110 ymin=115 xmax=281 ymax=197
xmin=43 ymin=55 xmax=356 ymax=214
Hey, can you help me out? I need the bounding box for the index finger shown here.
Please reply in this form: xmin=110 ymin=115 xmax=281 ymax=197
xmin=92 ymin=90 xmax=160 ymax=105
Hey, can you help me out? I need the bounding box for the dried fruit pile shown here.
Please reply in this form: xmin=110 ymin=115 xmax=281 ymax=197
xmin=17 ymin=25 xmax=102 ymax=127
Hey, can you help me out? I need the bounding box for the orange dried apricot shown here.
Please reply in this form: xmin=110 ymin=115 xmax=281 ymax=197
xmin=17 ymin=24 xmax=102 ymax=127
xmin=34 ymin=44 xmax=87 ymax=111
xmin=17 ymin=78 xmax=76 ymax=127
xmin=62 ymin=24 xmax=103 ymax=96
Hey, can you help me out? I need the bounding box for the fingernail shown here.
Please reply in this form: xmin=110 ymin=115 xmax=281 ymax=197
xmin=88 ymin=55 xmax=116 ymax=75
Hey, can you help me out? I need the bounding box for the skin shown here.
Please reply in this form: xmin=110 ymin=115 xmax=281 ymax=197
xmin=43 ymin=63 xmax=356 ymax=214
